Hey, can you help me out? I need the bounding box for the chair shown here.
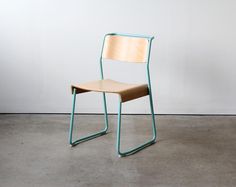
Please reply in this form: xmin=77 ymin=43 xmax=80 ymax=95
xmin=69 ymin=33 xmax=157 ymax=157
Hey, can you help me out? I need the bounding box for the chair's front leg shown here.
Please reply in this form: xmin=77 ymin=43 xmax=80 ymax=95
xmin=116 ymin=101 xmax=122 ymax=155
xmin=116 ymin=96 xmax=157 ymax=157
xmin=69 ymin=89 xmax=108 ymax=146
xmin=102 ymin=92 xmax=109 ymax=132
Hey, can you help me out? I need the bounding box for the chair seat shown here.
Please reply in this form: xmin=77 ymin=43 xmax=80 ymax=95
xmin=71 ymin=79 xmax=149 ymax=102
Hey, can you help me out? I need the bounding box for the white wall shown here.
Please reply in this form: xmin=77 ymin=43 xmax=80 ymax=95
xmin=0 ymin=0 xmax=236 ymax=114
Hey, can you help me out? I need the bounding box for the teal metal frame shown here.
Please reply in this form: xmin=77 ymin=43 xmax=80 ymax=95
xmin=69 ymin=89 xmax=108 ymax=146
xmin=69 ymin=33 xmax=157 ymax=157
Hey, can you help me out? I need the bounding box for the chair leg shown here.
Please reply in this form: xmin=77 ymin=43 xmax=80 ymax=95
xmin=69 ymin=89 xmax=108 ymax=146
xmin=116 ymin=94 xmax=157 ymax=157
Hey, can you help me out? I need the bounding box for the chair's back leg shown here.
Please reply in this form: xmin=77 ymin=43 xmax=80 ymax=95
xmin=148 ymin=92 xmax=157 ymax=141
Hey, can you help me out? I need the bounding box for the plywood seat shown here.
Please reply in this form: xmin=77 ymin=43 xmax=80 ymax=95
xmin=71 ymin=79 xmax=149 ymax=102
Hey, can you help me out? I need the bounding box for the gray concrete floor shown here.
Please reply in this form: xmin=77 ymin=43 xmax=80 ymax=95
xmin=0 ymin=114 xmax=235 ymax=187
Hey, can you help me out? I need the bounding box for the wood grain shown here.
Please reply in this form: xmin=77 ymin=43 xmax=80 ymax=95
xmin=102 ymin=35 xmax=148 ymax=63
xmin=71 ymin=79 xmax=149 ymax=102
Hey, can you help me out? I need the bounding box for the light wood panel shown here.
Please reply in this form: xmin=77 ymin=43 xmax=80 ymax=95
xmin=71 ymin=79 xmax=149 ymax=102
xmin=102 ymin=35 xmax=149 ymax=63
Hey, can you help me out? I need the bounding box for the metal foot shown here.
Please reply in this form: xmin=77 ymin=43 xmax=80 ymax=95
xmin=70 ymin=130 xmax=107 ymax=146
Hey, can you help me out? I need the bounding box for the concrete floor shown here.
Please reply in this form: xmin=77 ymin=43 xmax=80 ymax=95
xmin=0 ymin=114 xmax=235 ymax=187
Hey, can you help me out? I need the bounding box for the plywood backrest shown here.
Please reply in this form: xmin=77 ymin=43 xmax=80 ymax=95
xmin=102 ymin=35 xmax=149 ymax=63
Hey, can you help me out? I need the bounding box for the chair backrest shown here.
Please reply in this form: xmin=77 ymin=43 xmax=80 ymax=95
xmin=102 ymin=33 xmax=154 ymax=63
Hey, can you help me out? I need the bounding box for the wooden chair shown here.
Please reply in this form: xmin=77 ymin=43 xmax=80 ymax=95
xmin=69 ymin=33 xmax=157 ymax=157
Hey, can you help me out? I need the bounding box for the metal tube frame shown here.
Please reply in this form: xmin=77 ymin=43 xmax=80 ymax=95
xmin=69 ymin=88 xmax=108 ymax=146
xmin=69 ymin=33 xmax=157 ymax=156
xmin=115 ymin=35 xmax=157 ymax=157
